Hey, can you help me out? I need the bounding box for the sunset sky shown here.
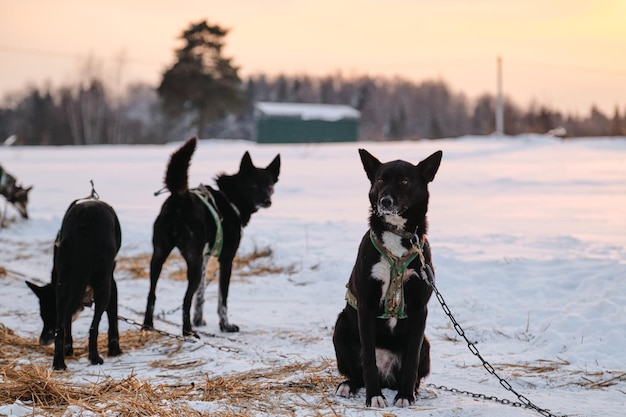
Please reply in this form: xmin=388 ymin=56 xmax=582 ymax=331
xmin=1 ymin=0 xmax=625 ymax=115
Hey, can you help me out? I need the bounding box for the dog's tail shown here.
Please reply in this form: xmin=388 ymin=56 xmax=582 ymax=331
xmin=165 ymin=137 xmax=197 ymax=196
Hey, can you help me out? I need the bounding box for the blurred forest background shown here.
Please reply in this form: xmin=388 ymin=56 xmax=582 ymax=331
xmin=2 ymin=20 xmax=625 ymax=146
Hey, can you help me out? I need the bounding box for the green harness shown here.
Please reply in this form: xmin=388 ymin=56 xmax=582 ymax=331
xmin=345 ymin=229 xmax=424 ymax=319
xmin=190 ymin=184 xmax=224 ymax=259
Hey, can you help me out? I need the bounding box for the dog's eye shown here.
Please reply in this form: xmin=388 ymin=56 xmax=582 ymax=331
xmin=376 ymin=178 xmax=384 ymax=184
xmin=401 ymin=178 xmax=409 ymax=186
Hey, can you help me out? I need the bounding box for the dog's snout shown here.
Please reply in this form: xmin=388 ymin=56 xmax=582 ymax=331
xmin=380 ymin=195 xmax=393 ymax=209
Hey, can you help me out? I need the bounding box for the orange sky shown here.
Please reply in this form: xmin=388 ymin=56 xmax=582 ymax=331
xmin=1 ymin=0 xmax=625 ymax=115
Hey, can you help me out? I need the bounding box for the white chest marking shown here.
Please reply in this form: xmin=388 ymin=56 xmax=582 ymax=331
xmin=381 ymin=231 xmax=408 ymax=257
xmin=383 ymin=213 xmax=407 ymax=229
xmin=371 ymin=231 xmax=415 ymax=330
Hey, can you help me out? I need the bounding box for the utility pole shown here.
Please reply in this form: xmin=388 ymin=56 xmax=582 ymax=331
xmin=495 ymin=56 xmax=504 ymax=135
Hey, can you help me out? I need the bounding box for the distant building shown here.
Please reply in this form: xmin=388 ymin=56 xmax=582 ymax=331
xmin=254 ymin=102 xmax=360 ymax=143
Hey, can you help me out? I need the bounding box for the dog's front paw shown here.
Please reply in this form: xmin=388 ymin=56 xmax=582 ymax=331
xmin=89 ymin=353 xmax=104 ymax=366
xmin=367 ymin=395 xmax=387 ymax=408
xmin=394 ymin=390 xmax=415 ymax=407
xmin=393 ymin=397 xmax=413 ymax=407
xmin=183 ymin=329 xmax=200 ymax=339
xmin=335 ymin=382 xmax=352 ymax=398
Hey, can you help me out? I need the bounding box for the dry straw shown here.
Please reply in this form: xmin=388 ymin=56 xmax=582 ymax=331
xmin=1 ymin=323 xmax=342 ymax=416
xmin=116 ymin=245 xmax=297 ymax=282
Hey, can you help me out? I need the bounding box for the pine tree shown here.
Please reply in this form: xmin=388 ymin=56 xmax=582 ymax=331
xmin=158 ymin=20 xmax=245 ymax=136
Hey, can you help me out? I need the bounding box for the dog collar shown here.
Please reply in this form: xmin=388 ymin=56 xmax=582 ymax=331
xmin=384 ymin=224 xmax=422 ymax=247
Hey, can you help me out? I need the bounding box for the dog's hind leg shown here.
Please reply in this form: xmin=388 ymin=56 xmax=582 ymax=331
xmin=143 ymin=243 xmax=173 ymax=330
xmin=217 ymin=259 xmax=239 ymax=332
xmin=88 ymin=300 xmax=106 ymax=366
xmin=106 ymin=277 xmax=122 ymax=357
xmin=192 ymin=247 xmax=209 ymax=327
xmin=182 ymin=254 xmax=203 ymax=337
xmin=333 ymin=308 xmax=364 ymax=397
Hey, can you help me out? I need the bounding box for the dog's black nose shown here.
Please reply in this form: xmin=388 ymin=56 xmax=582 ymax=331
xmin=380 ymin=195 xmax=393 ymax=209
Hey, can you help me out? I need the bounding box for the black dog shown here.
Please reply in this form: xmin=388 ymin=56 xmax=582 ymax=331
xmin=142 ymin=137 xmax=280 ymax=337
xmin=333 ymin=148 xmax=442 ymax=407
xmin=27 ymin=193 xmax=122 ymax=370
xmin=0 ymin=163 xmax=32 ymax=220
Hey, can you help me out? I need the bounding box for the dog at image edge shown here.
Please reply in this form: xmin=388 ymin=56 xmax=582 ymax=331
xmin=142 ymin=137 xmax=280 ymax=337
xmin=0 ymin=163 xmax=32 ymax=220
xmin=333 ymin=148 xmax=442 ymax=407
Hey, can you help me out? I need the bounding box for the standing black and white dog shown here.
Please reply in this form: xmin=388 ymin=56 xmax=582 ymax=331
xmin=0 ymin=163 xmax=32 ymax=220
xmin=142 ymin=137 xmax=280 ymax=337
xmin=333 ymin=148 xmax=442 ymax=408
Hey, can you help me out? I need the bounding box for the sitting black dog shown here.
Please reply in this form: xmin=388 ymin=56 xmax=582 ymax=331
xmin=333 ymin=149 xmax=442 ymax=407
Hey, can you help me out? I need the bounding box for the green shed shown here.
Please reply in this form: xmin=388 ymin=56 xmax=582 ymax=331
xmin=254 ymin=102 xmax=360 ymax=143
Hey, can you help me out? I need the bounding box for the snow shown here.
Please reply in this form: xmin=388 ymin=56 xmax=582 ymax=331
xmin=255 ymin=101 xmax=360 ymax=120
xmin=0 ymin=135 xmax=624 ymax=416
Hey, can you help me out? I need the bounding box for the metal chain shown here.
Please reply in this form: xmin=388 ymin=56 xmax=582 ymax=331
xmin=156 ymin=305 xmax=182 ymax=319
xmin=116 ymin=314 xmax=188 ymax=342
xmin=420 ymin=265 xmax=564 ymax=417
xmin=426 ymin=383 xmax=529 ymax=408
xmin=118 ymin=305 xmax=242 ymax=351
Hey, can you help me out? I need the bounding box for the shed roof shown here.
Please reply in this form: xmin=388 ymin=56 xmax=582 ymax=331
xmin=255 ymin=102 xmax=360 ymax=121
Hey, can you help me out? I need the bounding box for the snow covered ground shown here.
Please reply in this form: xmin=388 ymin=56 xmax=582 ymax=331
xmin=0 ymin=135 xmax=624 ymax=416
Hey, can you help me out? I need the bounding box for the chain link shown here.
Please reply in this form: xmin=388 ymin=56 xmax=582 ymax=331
xmin=116 ymin=306 xmax=242 ymax=352
xmin=116 ymin=314 xmax=189 ymax=341
xmin=420 ymin=265 xmax=564 ymax=417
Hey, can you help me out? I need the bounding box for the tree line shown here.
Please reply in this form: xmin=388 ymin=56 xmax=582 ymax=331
xmin=1 ymin=20 xmax=625 ymax=146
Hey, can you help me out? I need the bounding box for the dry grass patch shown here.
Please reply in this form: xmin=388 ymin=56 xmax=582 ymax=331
xmin=0 ymin=364 xmax=201 ymax=416
xmin=116 ymin=245 xmax=297 ymax=282
xmin=0 ymin=324 xmax=50 ymax=362
xmin=1 ymin=323 xmax=342 ymax=416
xmin=194 ymin=358 xmax=341 ymax=415
xmin=1 ymin=346 xmax=341 ymax=417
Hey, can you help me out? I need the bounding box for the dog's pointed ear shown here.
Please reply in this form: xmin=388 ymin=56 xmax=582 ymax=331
xmin=416 ymin=150 xmax=443 ymax=183
xmin=25 ymin=185 xmax=33 ymax=193
xmin=26 ymin=280 xmax=42 ymax=298
xmin=239 ymin=151 xmax=254 ymax=174
xmin=359 ymin=149 xmax=381 ymax=183
xmin=266 ymin=154 xmax=281 ymax=182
